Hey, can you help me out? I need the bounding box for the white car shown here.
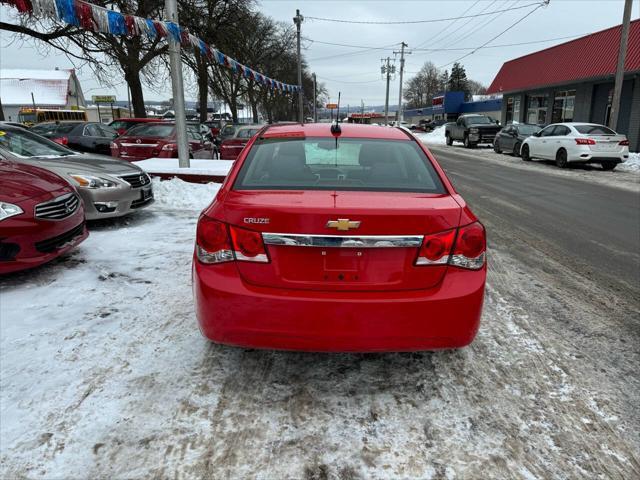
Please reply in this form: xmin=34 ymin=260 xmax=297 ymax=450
xmin=520 ymin=123 xmax=630 ymax=170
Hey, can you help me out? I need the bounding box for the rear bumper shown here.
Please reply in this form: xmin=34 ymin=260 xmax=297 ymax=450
xmin=193 ymin=260 xmax=485 ymax=352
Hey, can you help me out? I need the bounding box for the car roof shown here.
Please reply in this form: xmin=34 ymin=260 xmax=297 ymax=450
xmin=261 ymin=123 xmax=410 ymax=140
xmin=114 ymin=118 xmax=163 ymax=122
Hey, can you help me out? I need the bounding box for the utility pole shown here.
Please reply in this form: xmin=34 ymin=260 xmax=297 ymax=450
xmin=312 ymin=72 xmax=317 ymax=122
xmin=294 ymin=9 xmax=304 ymax=123
xmin=609 ymin=0 xmax=633 ymax=131
xmin=394 ymin=42 xmax=411 ymax=123
xmin=381 ymin=57 xmax=395 ymax=126
xmin=165 ymin=0 xmax=190 ymax=167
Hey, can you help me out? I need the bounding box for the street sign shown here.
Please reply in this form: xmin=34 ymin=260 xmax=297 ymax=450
xmin=326 ymin=103 xmax=338 ymax=109
xmin=92 ymin=95 xmax=116 ymax=103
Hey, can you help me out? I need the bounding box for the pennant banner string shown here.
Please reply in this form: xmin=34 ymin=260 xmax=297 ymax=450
xmin=1 ymin=0 xmax=300 ymax=94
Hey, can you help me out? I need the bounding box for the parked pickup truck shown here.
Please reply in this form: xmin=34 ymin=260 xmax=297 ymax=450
xmin=445 ymin=114 xmax=502 ymax=148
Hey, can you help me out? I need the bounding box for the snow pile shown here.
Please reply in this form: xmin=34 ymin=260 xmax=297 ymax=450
xmin=618 ymin=152 xmax=640 ymax=172
xmin=151 ymin=177 xmax=221 ymax=211
xmin=134 ymin=158 xmax=234 ymax=176
xmin=414 ymin=126 xmax=447 ymax=145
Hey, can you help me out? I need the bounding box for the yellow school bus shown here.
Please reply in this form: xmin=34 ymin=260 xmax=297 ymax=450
xmin=18 ymin=108 xmax=87 ymax=126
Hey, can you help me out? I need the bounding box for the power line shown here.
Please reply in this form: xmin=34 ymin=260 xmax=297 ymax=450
xmin=441 ymin=0 xmax=519 ymax=48
xmin=428 ymin=0 xmax=499 ymax=50
xmin=437 ymin=2 xmax=548 ymax=69
xmin=413 ymin=0 xmax=481 ymax=50
xmin=411 ymin=32 xmax=591 ymax=52
xmin=305 ymin=2 xmax=544 ymax=25
xmin=315 ymin=75 xmax=382 ymax=85
xmin=303 ymin=37 xmax=400 ymax=51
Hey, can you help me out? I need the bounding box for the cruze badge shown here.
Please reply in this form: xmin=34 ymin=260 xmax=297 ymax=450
xmin=244 ymin=217 xmax=270 ymax=224
xmin=326 ymin=219 xmax=361 ymax=231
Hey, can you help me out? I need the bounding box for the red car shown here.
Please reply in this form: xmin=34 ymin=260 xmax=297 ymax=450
xmin=108 ymin=117 xmax=164 ymax=136
xmin=219 ymin=125 xmax=262 ymax=160
xmin=192 ymin=123 xmax=486 ymax=352
xmin=110 ymin=123 xmax=215 ymax=161
xmin=0 ymin=159 xmax=88 ymax=275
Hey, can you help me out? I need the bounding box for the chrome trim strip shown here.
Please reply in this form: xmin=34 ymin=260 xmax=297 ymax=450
xmin=262 ymin=233 xmax=423 ymax=248
xmin=120 ymin=143 xmax=159 ymax=147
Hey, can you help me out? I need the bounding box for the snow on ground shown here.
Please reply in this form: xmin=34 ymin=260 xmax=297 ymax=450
xmin=134 ymin=158 xmax=234 ymax=176
xmin=414 ymin=126 xmax=447 ymax=145
xmin=618 ymin=151 xmax=640 ymax=172
xmin=1 ymin=179 xmax=639 ymax=478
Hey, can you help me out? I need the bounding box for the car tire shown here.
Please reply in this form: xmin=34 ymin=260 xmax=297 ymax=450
xmin=463 ymin=135 xmax=474 ymax=148
xmin=555 ymin=149 xmax=568 ymax=168
xmin=446 ymin=134 xmax=453 ymax=146
xmin=521 ymin=144 xmax=531 ymax=161
xmin=493 ymin=139 xmax=502 ymax=153
xmin=601 ymin=161 xmax=617 ymax=171
xmin=513 ymin=141 xmax=522 ymax=157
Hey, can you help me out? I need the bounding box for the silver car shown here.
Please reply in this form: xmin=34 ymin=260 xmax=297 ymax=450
xmin=0 ymin=124 xmax=153 ymax=220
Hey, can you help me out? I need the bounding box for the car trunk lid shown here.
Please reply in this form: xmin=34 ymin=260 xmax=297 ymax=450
xmin=223 ymin=190 xmax=461 ymax=292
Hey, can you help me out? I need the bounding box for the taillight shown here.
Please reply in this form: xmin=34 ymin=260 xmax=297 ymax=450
xmin=415 ymin=222 xmax=486 ymax=270
xmin=195 ymin=218 xmax=269 ymax=264
xmin=450 ymin=222 xmax=486 ymax=270
xmin=195 ymin=216 xmax=234 ymax=264
xmin=230 ymin=225 xmax=269 ymax=262
xmin=416 ymin=229 xmax=456 ymax=265
xmin=619 ymin=139 xmax=629 ymax=146
xmin=53 ymin=136 xmax=68 ymax=145
xmin=575 ymin=138 xmax=596 ymax=145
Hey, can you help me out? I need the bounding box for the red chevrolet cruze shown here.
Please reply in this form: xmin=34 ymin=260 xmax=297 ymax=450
xmin=193 ymin=123 xmax=486 ymax=352
xmin=0 ymin=159 xmax=88 ymax=275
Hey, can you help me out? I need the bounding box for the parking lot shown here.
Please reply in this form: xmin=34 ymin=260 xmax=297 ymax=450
xmin=1 ymin=143 xmax=639 ymax=478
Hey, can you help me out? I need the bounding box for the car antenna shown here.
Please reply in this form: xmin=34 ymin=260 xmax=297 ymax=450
xmin=331 ymin=92 xmax=341 ymax=135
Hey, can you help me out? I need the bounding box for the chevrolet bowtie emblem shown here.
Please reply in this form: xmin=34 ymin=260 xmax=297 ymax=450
xmin=326 ymin=219 xmax=361 ymax=231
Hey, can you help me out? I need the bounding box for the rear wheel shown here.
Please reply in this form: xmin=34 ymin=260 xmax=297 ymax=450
xmin=601 ymin=161 xmax=617 ymax=171
xmin=521 ymin=144 xmax=531 ymax=161
xmin=493 ymin=139 xmax=502 ymax=153
xmin=446 ymin=134 xmax=453 ymax=146
xmin=555 ymin=149 xmax=568 ymax=168
xmin=513 ymin=141 xmax=522 ymax=157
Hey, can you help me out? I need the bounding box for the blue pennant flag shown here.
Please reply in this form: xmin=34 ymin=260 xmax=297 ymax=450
xmin=107 ymin=10 xmax=127 ymax=36
xmin=165 ymin=21 xmax=181 ymax=43
xmin=55 ymin=0 xmax=79 ymax=26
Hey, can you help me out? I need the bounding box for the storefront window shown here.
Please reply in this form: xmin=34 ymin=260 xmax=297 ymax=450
xmin=505 ymin=97 xmax=514 ymax=123
xmin=514 ymin=98 xmax=520 ymax=123
xmin=551 ymin=90 xmax=576 ymax=123
xmin=526 ymin=94 xmax=548 ymax=124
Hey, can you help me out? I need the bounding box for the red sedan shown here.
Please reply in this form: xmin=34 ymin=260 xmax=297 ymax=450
xmin=0 ymin=160 xmax=88 ymax=275
xmin=192 ymin=123 xmax=486 ymax=352
xmin=108 ymin=117 xmax=164 ymax=136
xmin=110 ymin=123 xmax=215 ymax=161
xmin=219 ymin=125 xmax=262 ymax=160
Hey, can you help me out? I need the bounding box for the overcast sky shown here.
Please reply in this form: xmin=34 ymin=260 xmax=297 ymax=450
xmin=1 ymin=0 xmax=638 ymax=108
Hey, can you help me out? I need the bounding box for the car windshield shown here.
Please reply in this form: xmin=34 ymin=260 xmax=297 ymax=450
xmin=574 ymin=125 xmax=616 ymax=135
xmin=31 ymin=123 xmax=77 ymax=135
xmin=517 ymin=125 xmax=541 ymax=135
xmin=0 ymin=127 xmax=74 ymax=157
xmin=126 ymin=124 xmax=175 ymax=137
xmin=234 ymin=137 xmax=446 ymax=193
xmin=237 ymin=128 xmax=260 ymax=139
xmin=466 ymin=116 xmax=493 ymax=125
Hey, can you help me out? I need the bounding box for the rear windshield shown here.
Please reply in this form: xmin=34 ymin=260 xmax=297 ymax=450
xmin=466 ymin=116 xmax=493 ymax=125
xmin=516 ymin=124 xmax=541 ymax=135
xmin=126 ymin=124 xmax=175 ymax=137
xmin=31 ymin=123 xmax=77 ymax=135
xmin=574 ymin=125 xmax=616 ymax=135
xmin=237 ymin=128 xmax=260 ymax=139
xmin=234 ymin=137 xmax=446 ymax=193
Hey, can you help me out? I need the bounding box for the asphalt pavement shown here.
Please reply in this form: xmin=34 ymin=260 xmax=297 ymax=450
xmin=429 ymin=145 xmax=640 ymax=306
